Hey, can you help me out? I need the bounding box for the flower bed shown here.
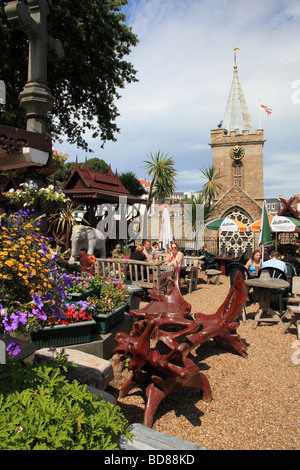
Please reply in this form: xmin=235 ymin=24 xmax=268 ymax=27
xmin=0 ymin=209 xmax=129 ymax=357
xmin=0 ymin=209 xmax=72 ymax=357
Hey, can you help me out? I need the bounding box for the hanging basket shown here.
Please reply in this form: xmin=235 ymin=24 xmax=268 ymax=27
xmin=36 ymin=161 xmax=61 ymax=176
xmin=39 ymin=199 xmax=62 ymax=214
xmin=14 ymin=199 xmax=38 ymax=210
xmin=15 ymin=167 xmax=29 ymax=175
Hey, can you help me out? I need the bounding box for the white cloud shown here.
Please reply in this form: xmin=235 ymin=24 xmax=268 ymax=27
xmin=56 ymin=0 xmax=300 ymax=200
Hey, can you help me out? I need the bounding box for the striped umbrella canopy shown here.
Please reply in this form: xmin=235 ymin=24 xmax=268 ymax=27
xmin=249 ymin=215 xmax=300 ymax=232
xmin=205 ymin=218 xmax=248 ymax=232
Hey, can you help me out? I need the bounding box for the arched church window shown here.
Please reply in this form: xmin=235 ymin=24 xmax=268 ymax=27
xmin=233 ymin=161 xmax=242 ymax=187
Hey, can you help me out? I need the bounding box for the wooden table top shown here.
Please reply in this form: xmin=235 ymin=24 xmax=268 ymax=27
xmin=245 ymin=277 xmax=289 ymax=289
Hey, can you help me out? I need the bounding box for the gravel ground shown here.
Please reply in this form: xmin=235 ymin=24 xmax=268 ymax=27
xmin=107 ymin=272 xmax=300 ymax=450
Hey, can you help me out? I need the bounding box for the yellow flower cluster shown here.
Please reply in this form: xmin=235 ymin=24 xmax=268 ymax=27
xmin=0 ymin=212 xmax=55 ymax=303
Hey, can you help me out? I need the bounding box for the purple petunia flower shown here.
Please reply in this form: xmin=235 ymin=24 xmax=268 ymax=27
xmin=77 ymin=300 xmax=90 ymax=311
xmin=63 ymin=275 xmax=72 ymax=289
xmin=56 ymin=284 xmax=67 ymax=301
xmin=32 ymin=308 xmax=47 ymax=321
xmin=44 ymin=293 xmax=54 ymax=301
xmin=54 ymin=305 xmax=66 ymax=320
xmin=7 ymin=341 xmax=21 ymax=357
xmin=3 ymin=313 xmax=20 ymax=332
xmin=15 ymin=310 xmax=27 ymax=326
xmin=40 ymin=243 xmax=49 ymax=255
xmin=31 ymin=294 xmax=44 ymax=310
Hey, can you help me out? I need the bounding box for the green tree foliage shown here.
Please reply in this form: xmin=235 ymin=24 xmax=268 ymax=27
xmin=119 ymin=171 xmax=145 ymax=197
xmin=143 ymin=151 xmax=177 ymax=210
xmin=199 ymin=165 xmax=224 ymax=206
xmin=0 ymin=0 xmax=138 ymax=151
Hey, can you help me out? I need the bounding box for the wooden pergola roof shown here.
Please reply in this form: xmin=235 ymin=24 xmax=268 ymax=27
xmin=63 ymin=158 xmax=145 ymax=205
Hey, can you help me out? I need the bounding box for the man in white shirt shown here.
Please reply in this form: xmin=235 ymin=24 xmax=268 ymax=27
xmin=261 ymin=250 xmax=287 ymax=273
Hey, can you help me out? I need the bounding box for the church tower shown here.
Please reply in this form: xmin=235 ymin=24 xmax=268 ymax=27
xmin=208 ymin=53 xmax=264 ymax=256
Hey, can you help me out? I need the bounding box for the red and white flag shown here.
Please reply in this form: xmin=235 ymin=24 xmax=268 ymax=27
xmin=261 ymin=104 xmax=272 ymax=115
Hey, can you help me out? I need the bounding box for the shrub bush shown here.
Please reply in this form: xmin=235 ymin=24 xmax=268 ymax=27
xmin=0 ymin=361 xmax=132 ymax=450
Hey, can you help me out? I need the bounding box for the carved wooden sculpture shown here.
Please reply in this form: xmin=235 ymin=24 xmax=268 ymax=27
xmin=115 ymin=268 xmax=247 ymax=428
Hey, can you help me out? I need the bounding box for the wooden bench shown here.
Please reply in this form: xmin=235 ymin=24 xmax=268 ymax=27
xmin=205 ymin=269 xmax=222 ymax=285
xmin=95 ymin=258 xmax=164 ymax=290
xmin=282 ymin=305 xmax=300 ymax=339
xmin=184 ymin=257 xmax=203 ymax=293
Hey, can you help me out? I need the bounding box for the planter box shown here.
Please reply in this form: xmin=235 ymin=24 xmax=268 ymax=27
xmin=66 ymin=288 xmax=98 ymax=304
xmin=31 ymin=320 xmax=96 ymax=349
xmin=92 ymin=305 xmax=126 ymax=335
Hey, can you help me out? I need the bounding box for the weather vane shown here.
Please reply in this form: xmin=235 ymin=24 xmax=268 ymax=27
xmin=233 ymin=47 xmax=240 ymax=68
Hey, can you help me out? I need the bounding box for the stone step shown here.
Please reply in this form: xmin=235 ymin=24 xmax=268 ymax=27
xmin=34 ymin=347 xmax=113 ymax=390
xmin=119 ymin=423 xmax=205 ymax=450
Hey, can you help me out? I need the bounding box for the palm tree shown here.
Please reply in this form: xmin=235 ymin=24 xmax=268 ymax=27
xmin=48 ymin=202 xmax=88 ymax=252
xmin=191 ymin=192 xmax=215 ymax=227
xmin=143 ymin=151 xmax=177 ymax=210
xmin=199 ymin=165 xmax=224 ymax=206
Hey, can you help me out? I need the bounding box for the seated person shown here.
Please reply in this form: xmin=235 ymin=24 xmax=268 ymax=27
xmin=143 ymin=239 xmax=158 ymax=262
xmin=199 ymin=243 xmax=209 ymax=256
xmin=245 ymin=250 xmax=262 ymax=277
xmin=260 ymin=250 xmax=287 ymax=274
xmin=129 ymin=244 xmax=147 ymax=280
xmin=112 ymin=243 xmax=122 ymax=258
xmin=165 ymin=243 xmax=186 ymax=268
xmin=130 ymin=244 xmax=147 ymax=262
xmin=199 ymin=243 xmax=215 ymax=259
xmin=152 ymin=241 xmax=162 ymax=252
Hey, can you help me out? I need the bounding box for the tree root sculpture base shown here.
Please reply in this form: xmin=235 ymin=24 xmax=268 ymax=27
xmin=115 ymin=268 xmax=247 ymax=428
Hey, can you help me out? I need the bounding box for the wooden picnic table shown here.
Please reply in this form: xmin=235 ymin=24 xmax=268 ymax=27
xmin=245 ymin=273 xmax=289 ymax=330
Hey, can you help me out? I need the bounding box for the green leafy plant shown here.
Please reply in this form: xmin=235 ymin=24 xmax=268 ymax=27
xmin=0 ymin=361 xmax=132 ymax=450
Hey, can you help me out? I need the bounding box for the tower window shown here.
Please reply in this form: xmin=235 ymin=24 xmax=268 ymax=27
xmin=233 ymin=161 xmax=242 ymax=187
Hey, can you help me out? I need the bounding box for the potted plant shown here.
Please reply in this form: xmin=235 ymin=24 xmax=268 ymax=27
xmin=30 ymin=302 xmax=95 ymax=349
xmin=88 ymin=282 xmax=129 ymax=334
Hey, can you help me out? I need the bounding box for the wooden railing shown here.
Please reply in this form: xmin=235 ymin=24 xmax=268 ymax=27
xmin=94 ymin=255 xmax=202 ymax=293
xmin=95 ymin=258 xmax=164 ymax=290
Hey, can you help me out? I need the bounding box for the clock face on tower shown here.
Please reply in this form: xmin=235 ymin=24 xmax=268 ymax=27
xmin=230 ymin=146 xmax=245 ymax=160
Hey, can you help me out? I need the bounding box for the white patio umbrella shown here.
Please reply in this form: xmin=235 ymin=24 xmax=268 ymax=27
xmin=159 ymin=207 xmax=174 ymax=250
xmin=205 ymin=218 xmax=248 ymax=232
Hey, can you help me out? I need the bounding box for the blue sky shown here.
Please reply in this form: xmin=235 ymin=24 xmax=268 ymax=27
xmin=55 ymin=0 xmax=300 ymax=199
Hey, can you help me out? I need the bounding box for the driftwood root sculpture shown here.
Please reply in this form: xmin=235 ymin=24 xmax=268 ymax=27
xmin=114 ymin=268 xmax=247 ymax=428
